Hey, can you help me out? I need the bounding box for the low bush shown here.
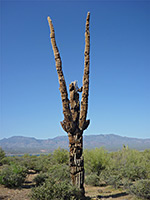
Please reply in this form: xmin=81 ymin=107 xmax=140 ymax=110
xmin=129 ymin=179 xmax=150 ymax=199
xmin=52 ymin=148 xmax=69 ymax=165
xmin=84 ymin=148 xmax=110 ymax=176
xmin=20 ymin=155 xmax=39 ymax=171
xmin=0 ymin=148 xmax=5 ymax=165
xmin=85 ymin=173 xmax=101 ymax=186
xmin=33 ymin=173 xmax=48 ymax=186
xmin=101 ymin=172 xmax=121 ymax=188
xmin=31 ymin=161 xmax=83 ymax=200
xmin=100 ymin=148 xmax=149 ymax=189
xmin=48 ymin=164 xmax=70 ymax=181
xmin=0 ymin=157 xmax=10 ymax=165
xmin=31 ymin=178 xmax=82 ymax=200
xmin=32 ymin=154 xmax=54 ymax=173
xmin=0 ymin=163 xmax=27 ymax=188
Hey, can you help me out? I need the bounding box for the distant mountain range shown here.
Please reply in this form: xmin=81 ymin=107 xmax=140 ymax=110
xmin=0 ymin=134 xmax=150 ymax=154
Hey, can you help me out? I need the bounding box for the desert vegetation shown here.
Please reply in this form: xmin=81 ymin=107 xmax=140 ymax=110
xmin=0 ymin=146 xmax=150 ymax=199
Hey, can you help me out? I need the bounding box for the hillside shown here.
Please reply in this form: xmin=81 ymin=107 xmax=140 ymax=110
xmin=0 ymin=134 xmax=150 ymax=154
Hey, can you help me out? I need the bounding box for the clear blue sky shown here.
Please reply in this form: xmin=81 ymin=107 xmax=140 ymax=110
xmin=1 ymin=0 xmax=150 ymax=140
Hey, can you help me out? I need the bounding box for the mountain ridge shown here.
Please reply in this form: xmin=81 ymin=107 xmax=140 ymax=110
xmin=0 ymin=134 xmax=150 ymax=154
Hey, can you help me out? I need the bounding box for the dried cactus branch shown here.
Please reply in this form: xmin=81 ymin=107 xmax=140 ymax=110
xmin=79 ymin=12 xmax=90 ymax=130
xmin=47 ymin=17 xmax=72 ymax=124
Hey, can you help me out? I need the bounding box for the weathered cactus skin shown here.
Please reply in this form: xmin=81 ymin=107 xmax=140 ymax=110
xmin=47 ymin=12 xmax=90 ymax=195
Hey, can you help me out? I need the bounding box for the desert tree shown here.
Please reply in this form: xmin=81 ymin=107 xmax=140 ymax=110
xmin=47 ymin=12 xmax=90 ymax=194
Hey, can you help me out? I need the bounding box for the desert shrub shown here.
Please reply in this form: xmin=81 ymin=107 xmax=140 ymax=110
xmin=33 ymin=154 xmax=54 ymax=173
xmin=1 ymin=156 xmax=27 ymax=168
xmin=31 ymin=178 xmax=82 ymax=200
xmin=33 ymin=163 xmax=70 ymax=187
xmin=99 ymin=168 xmax=124 ymax=189
xmin=4 ymin=154 xmax=53 ymax=173
xmin=105 ymin=149 xmax=150 ymax=186
xmin=129 ymin=179 xmax=150 ymax=199
xmin=20 ymin=154 xmax=39 ymax=171
xmin=84 ymin=147 xmax=110 ymax=176
xmin=98 ymin=148 xmax=149 ymax=189
xmin=48 ymin=164 xmax=70 ymax=181
xmin=85 ymin=173 xmax=101 ymax=186
xmin=0 ymin=163 xmax=27 ymax=188
xmin=33 ymin=172 xmax=48 ymax=186
xmin=52 ymin=148 xmax=69 ymax=165
xmin=0 ymin=148 xmax=5 ymax=165
xmin=31 ymin=162 xmax=82 ymax=200
xmin=142 ymin=149 xmax=150 ymax=179
xmin=31 ymin=149 xmax=69 ymax=173
xmin=0 ymin=154 xmax=37 ymax=172
xmin=0 ymin=157 xmax=11 ymax=165
xmin=122 ymin=149 xmax=147 ymax=180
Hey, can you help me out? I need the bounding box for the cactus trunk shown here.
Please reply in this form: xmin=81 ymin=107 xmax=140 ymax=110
xmin=68 ymin=132 xmax=84 ymax=194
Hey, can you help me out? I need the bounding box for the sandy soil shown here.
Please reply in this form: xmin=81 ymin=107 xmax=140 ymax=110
xmin=85 ymin=185 xmax=133 ymax=200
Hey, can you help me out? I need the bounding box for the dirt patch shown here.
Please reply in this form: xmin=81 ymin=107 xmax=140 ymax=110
xmin=85 ymin=185 xmax=134 ymax=200
xmin=0 ymin=186 xmax=31 ymax=200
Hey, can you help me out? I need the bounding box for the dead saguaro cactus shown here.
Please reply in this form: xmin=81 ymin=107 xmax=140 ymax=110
xmin=47 ymin=12 xmax=90 ymax=194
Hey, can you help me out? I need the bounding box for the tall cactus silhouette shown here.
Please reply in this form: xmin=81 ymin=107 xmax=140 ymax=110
xmin=47 ymin=12 xmax=90 ymax=194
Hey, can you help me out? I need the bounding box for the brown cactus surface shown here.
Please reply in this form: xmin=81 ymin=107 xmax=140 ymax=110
xmin=47 ymin=12 xmax=90 ymax=195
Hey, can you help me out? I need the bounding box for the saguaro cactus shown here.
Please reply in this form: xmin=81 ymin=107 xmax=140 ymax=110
xmin=47 ymin=12 xmax=90 ymax=194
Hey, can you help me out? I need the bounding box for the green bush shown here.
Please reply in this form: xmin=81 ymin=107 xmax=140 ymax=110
xmin=4 ymin=154 xmax=53 ymax=173
xmin=85 ymin=173 xmax=101 ymax=186
xmin=0 ymin=148 xmax=5 ymax=165
xmin=33 ymin=163 xmax=70 ymax=188
xmin=101 ymin=148 xmax=149 ymax=189
xmin=142 ymin=149 xmax=150 ymax=179
xmin=31 ymin=161 xmax=82 ymax=200
xmin=48 ymin=164 xmax=70 ymax=181
xmin=2 ymin=156 xmax=21 ymax=166
xmin=0 ymin=157 xmax=10 ymax=165
xmin=20 ymin=154 xmax=39 ymax=171
xmin=99 ymin=168 xmax=124 ymax=189
xmin=129 ymin=179 xmax=150 ymax=199
xmin=33 ymin=173 xmax=48 ymax=186
xmin=0 ymin=163 xmax=27 ymax=188
xmin=31 ymin=178 xmax=82 ymax=200
xmin=32 ymin=154 xmax=54 ymax=173
xmin=84 ymin=148 xmax=110 ymax=176
xmin=53 ymin=148 xmax=69 ymax=164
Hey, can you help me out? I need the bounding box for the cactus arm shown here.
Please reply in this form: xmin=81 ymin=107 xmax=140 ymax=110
xmin=47 ymin=17 xmax=72 ymax=126
xmin=79 ymin=12 xmax=90 ymax=130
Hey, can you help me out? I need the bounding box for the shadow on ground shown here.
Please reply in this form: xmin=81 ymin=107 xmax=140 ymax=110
xmin=22 ymin=181 xmax=35 ymax=189
xmin=97 ymin=192 xmax=128 ymax=199
xmin=0 ymin=196 xmax=8 ymax=200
